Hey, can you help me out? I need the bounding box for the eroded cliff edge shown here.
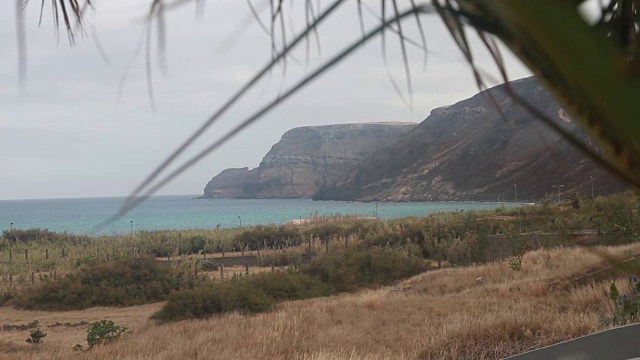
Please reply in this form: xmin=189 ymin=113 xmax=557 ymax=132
xmin=201 ymin=123 xmax=416 ymax=199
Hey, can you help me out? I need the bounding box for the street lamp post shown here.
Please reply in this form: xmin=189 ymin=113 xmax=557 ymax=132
xmin=557 ymin=185 xmax=564 ymax=203
xmin=130 ymin=220 xmax=133 ymax=234
xmin=10 ymin=222 xmax=13 ymax=230
xmin=514 ymin=184 xmax=518 ymax=203
xmin=238 ymin=216 xmax=242 ymax=228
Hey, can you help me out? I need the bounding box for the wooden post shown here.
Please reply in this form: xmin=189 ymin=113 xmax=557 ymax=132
xmin=203 ymin=250 xmax=206 ymax=260
xmin=9 ymin=273 xmax=13 ymax=287
xmin=31 ymin=272 xmax=34 ymax=283
xmin=24 ymin=249 xmax=28 ymax=261
xmin=241 ymin=244 xmax=245 ymax=257
xmin=245 ymin=262 xmax=249 ymax=275
xmin=271 ymin=262 xmax=275 ymax=272
xmin=220 ymin=263 xmax=224 ymax=279
xmin=325 ymin=239 xmax=329 ymax=254
xmin=45 ymin=248 xmax=49 ymax=260
xmin=222 ymin=249 xmax=225 ymax=258
xmin=344 ymin=237 xmax=348 ymax=248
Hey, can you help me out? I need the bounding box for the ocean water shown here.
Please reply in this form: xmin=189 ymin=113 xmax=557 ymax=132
xmin=0 ymin=195 xmax=517 ymax=236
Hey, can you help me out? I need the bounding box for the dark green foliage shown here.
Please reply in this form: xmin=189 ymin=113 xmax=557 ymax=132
xmin=301 ymin=245 xmax=427 ymax=292
xmin=86 ymin=320 xmax=127 ymax=347
xmin=17 ymin=257 xmax=183 ymax=310
xmin=179 ymin=235 xmax=207 ymax=254
xmin=246 ymin=271 xmax=333 ymax=301
xmin=2 ymin=228 xmax=89 ymax=244
xmin=25 ymin=329 xmax=46 ymax=344
xmin=604 ymin=276 xmax=640 ymax=326
xmin=152 ymin=281 xmax=275 ymax=321
xmin=235 ymin=225 xmax=301 ymax=250
xmin=153 ymin=271 xmax=331 ymax=321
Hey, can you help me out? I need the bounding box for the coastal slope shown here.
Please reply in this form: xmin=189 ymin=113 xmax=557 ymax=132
xmin=314 ymin=77 xmax=627 ymax=202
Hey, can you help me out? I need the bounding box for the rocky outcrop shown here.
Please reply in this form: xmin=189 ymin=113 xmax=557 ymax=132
xmin=314 ymin=77 xmax=628 ymax=202
xmin=202 ymin=123 xmax=416 ymax=199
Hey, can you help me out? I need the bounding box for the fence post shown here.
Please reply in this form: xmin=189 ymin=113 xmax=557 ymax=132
xmin=245 ymin=262 xmax=249 ymax=275
xmin=220 ymin=263 xmax=224 ymax=279
xmin=31 ymin=272 xmax=34 ymax=283
xmin=45 ymin=249 xmax=49 ymax=260
xmin=24 ymin=249 xmax=28 ymax=261
xmin=344 ymin=236 xmax=348 ymax=248
xmin=271 ymin=262 xmax=275 ymax=272
xmin=9 ymin=273 xmax=13 ymax=287
xmin=62 ymin=248 xmax=66 ymax=258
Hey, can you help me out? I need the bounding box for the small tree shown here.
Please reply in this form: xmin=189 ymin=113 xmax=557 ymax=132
xmin=86 ymin=320 xmax=128 ymax=347
xmin=26 ymin=328 xmax=47 ymax=344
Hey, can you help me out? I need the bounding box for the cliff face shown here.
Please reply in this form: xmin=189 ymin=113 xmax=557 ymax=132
xmin=202 ymin=123 xmax=416 ymax=199
xmin=314 ymin=77 xmax=628 ymax=202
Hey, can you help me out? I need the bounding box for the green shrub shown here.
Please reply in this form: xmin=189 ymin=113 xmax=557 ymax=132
xmin=86 ymin=320 xmax=128 ymax=347
xmin=246 ymin=271 xmax=332 ymax=301
xmin=153 ymin=281 xmax=275 ymax=322
xmin=17 ymin=256 xmax=183 ymax=310
xmin=301 ymin=245 xmax=427 ymax=292
xmin=604 ymin=276 xmax=640 ymax=326
xmin=153 ymin=270 xmax=331 ymax=322
xmin=25 ymin=329 xmax=46 ymax=344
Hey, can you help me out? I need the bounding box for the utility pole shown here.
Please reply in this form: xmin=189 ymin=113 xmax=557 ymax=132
xmin=557 ymin=185 xmax=564 ymax=203
xmin=514 ymin=184 xmax=518 ymax=203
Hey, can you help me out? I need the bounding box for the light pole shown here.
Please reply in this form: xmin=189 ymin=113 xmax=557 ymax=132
xmin=590 ymin=176 xmax=594 ymax=199
xmin=10 ymin=222 xmax=13 ymax=230
xmin=555 ymin=185 xmax=564 ymax=203
xmin=238 ymin=216 xmax=242 ymax=228
xmin=130 ymin=220 xmax=133 ymax=234
xmin=514 ymin=184 xmax=518 ymax=203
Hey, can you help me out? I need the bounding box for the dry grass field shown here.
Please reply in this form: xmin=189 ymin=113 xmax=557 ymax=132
xmin=1 ymin=244 xmax=639 ymax=360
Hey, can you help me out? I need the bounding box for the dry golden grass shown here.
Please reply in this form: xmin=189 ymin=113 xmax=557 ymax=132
xmin=2 ymin=244 xmax=639 ymax=360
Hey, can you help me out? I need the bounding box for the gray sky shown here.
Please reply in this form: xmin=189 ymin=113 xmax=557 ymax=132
xmin=0 ymin=0 xmax=530 ymax=200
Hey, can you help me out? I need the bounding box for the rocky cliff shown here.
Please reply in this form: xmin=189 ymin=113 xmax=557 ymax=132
xmin=202 ymin=123 xmax=416 ymax=199
xmin=314 ymin=77 xmax=628 ymax=202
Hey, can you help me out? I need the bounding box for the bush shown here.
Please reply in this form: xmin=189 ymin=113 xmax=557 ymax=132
xmin=246 ymin=271 xmax=332 ymax=301
xmin=153 ymin=270 xmax=332 ymax=322
xmin=86 ymin=320 xmax=128 ymax=347
xmin=25 ymin=329 xmax=46 ymax=344
xmin=301 ymin=245 xmax=427 ymax=292
xmin=604 ymin=276 xmax=640 ymax=326
xmin=17 ymin=256 xmax=184 ymax=310
xmin=153 ymin=281 xmax=275 ymax=322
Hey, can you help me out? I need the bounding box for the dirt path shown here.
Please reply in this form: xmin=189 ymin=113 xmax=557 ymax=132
xmin=0 ymin=302 xmax=164 ymax=349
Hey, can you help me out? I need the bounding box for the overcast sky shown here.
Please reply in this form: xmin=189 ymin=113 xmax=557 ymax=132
xmin=0 ymin=0 xmax=531 ymax=200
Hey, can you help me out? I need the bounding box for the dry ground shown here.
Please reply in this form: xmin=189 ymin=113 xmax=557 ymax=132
xmin=1 ymin=245 xmax=639 ymax=360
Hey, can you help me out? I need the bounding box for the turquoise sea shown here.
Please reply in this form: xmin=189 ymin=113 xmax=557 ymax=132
xmin=0 ymin=195 xmax=518 ymax=236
